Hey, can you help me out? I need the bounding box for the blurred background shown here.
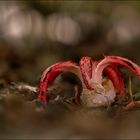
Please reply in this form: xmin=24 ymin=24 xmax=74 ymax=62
xmin=0 ymin=0 xmax=140 ymax=86
xmin=1 ymin=0 xmax=140 ymax=139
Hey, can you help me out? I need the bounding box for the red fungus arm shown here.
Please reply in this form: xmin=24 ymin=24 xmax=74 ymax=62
xmin=79 ymin=56 xmax=93 ymax=90
xmin=38 ymin=61 xmax=81 ymax=104
xmin=93 ymin=56 xmax=140 ymax=84
xmin=104 ymin=66 xmax=126 ymax=98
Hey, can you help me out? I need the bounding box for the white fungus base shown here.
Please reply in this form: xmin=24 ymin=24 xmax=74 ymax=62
xmin=81 ymin=79 xmax=116 ymax=107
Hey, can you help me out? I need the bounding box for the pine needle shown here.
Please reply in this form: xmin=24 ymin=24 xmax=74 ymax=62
xmin=128 ymin=76 xmax=133 ymax=101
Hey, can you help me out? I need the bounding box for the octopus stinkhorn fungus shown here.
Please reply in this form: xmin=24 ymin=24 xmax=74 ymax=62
xmin=38 ymin=56 xmax=140 ymax=108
